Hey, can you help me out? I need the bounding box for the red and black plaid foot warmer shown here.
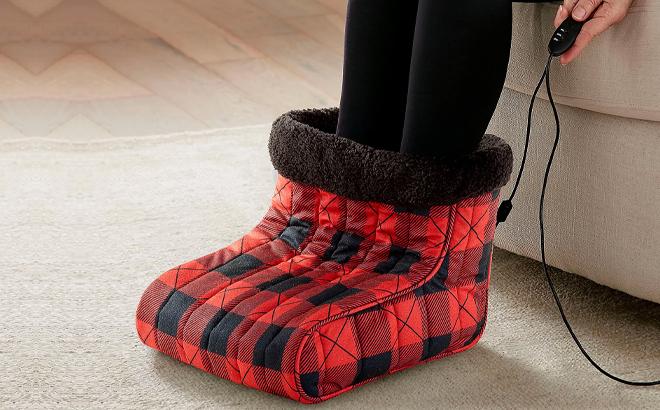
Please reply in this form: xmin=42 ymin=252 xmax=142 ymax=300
xmin=136 ymin=108 xmax=514 ymax=403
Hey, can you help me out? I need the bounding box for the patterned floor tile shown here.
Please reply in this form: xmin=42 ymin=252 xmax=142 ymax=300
xmin=0 ymin=117 xmax=26 ymax=141
xmin=39 ymin=0 xmax=158 ymax=43
xmin=180 ymin=0 xmax=297 ymax=39
xmin=87 ymin=39 xmax=273 ymax=128
xmin=79 ymin=96 xmax=210 ymax=137
xmin=314 ymin=0 xmax=348 ymax=16
xmin=247 ymin=0 xmax=332 ymax=18
xmin=245 ymin=33 xmax=343 ymax=101
xmin=284 ymin=13 xmax=345 ymax=57
xmin=0 ymin=0 xmax=348 ymax=139
xmin=97 ymin=0 xmax=263 ymax=64
xmin=0 ymin=1 xmax=36 ymax=43
xmin=0 ymin=99 xmax=79 ymax=136
xmin=7 ymin=0 xmax=64 ymax=17
xmin=45 ymin=112 xmax=115 ymax=141
xmin=0 ymin=42 xmax=76 ymax=75
xmin=38 ymin=49 xmax=153 ymax=101
xmin=0 ymin=53 xmax=33 ymax=100
xmin=207 ymin=57 xmax=336 ymax=116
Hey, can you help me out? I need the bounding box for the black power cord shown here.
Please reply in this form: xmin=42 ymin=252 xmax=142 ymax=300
xmin=497 ymin=52 xmax=660 ymax=387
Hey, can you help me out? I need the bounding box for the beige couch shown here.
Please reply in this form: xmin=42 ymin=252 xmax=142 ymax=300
xmin=487 ymin=1 xmax=660 ymax=304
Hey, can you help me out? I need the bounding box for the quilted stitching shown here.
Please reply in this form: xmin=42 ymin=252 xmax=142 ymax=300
xmin=136 ymin=176 xmax=320 ymax=360
xmin=136 ymin=174 xmax=500 ymax=403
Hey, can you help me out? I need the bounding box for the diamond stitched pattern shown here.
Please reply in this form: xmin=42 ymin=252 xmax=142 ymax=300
xmin=136 ymin=174 xmax=498 ymax=403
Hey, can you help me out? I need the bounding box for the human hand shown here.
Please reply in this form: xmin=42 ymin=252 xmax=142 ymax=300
xmin=554 ymin=0 xmax=634 ymax=65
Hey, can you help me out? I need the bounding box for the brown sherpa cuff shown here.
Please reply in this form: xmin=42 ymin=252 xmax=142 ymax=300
xmin=268 ymin=107 xmax=514 ymax=207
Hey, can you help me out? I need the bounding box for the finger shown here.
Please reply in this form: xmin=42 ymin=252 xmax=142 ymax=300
xmin=555 ymin=0 xmax=585 ymax=28
xmin=560 ymin=1 xmax=629 ymax=64
xmin=569 ymin=0 xmax=603 ymax=22
xmin=559 ymin=14 xmax=610 ymax=65
xmin=555 ymin=0 xmax=576 ymax=28
xmin=554 ymin=5 xmax=567 ymax=28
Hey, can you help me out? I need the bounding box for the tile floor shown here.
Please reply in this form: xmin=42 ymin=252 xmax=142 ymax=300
xmin=0 ymin=0 xmax=347 ymax=140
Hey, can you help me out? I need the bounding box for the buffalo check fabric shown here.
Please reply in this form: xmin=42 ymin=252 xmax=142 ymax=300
xmin=137 ymin=174 xmax=500 ymax=403
xmin=136 ymin=107 xmax=513 ymax=403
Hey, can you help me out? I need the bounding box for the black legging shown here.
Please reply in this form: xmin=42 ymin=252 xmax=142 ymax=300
xmin=336 ymin=0 xmax=551 ymax=158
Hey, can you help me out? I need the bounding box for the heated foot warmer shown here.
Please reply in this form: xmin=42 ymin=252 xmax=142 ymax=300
xmin=136 ymin=107 xmax=514 ymax=403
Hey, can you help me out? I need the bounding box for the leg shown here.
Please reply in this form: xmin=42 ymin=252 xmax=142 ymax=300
xmin=400 ymin=0 xmax=514 ymax=157
xmin=336 ymin=0 xmax=419 ymax=152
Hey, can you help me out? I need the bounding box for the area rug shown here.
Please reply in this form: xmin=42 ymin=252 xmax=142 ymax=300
xmin=1 ymin=127 xmax=658 ymax=409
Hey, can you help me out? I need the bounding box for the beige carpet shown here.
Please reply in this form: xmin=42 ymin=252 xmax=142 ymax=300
xmin=1 ymin=127 xmax=658 ymax=409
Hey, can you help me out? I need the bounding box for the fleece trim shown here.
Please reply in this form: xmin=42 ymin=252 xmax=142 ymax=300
xmin=268 ymin=107 xmax=514 ymax=207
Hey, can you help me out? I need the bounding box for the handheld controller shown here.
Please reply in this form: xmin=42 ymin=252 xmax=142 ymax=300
xmin=548 ymin=16 xmax=585 ymax=57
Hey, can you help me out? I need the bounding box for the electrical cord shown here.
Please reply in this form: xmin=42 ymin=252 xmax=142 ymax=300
xmin=497 ymin=53 xmax=660 ymax=386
